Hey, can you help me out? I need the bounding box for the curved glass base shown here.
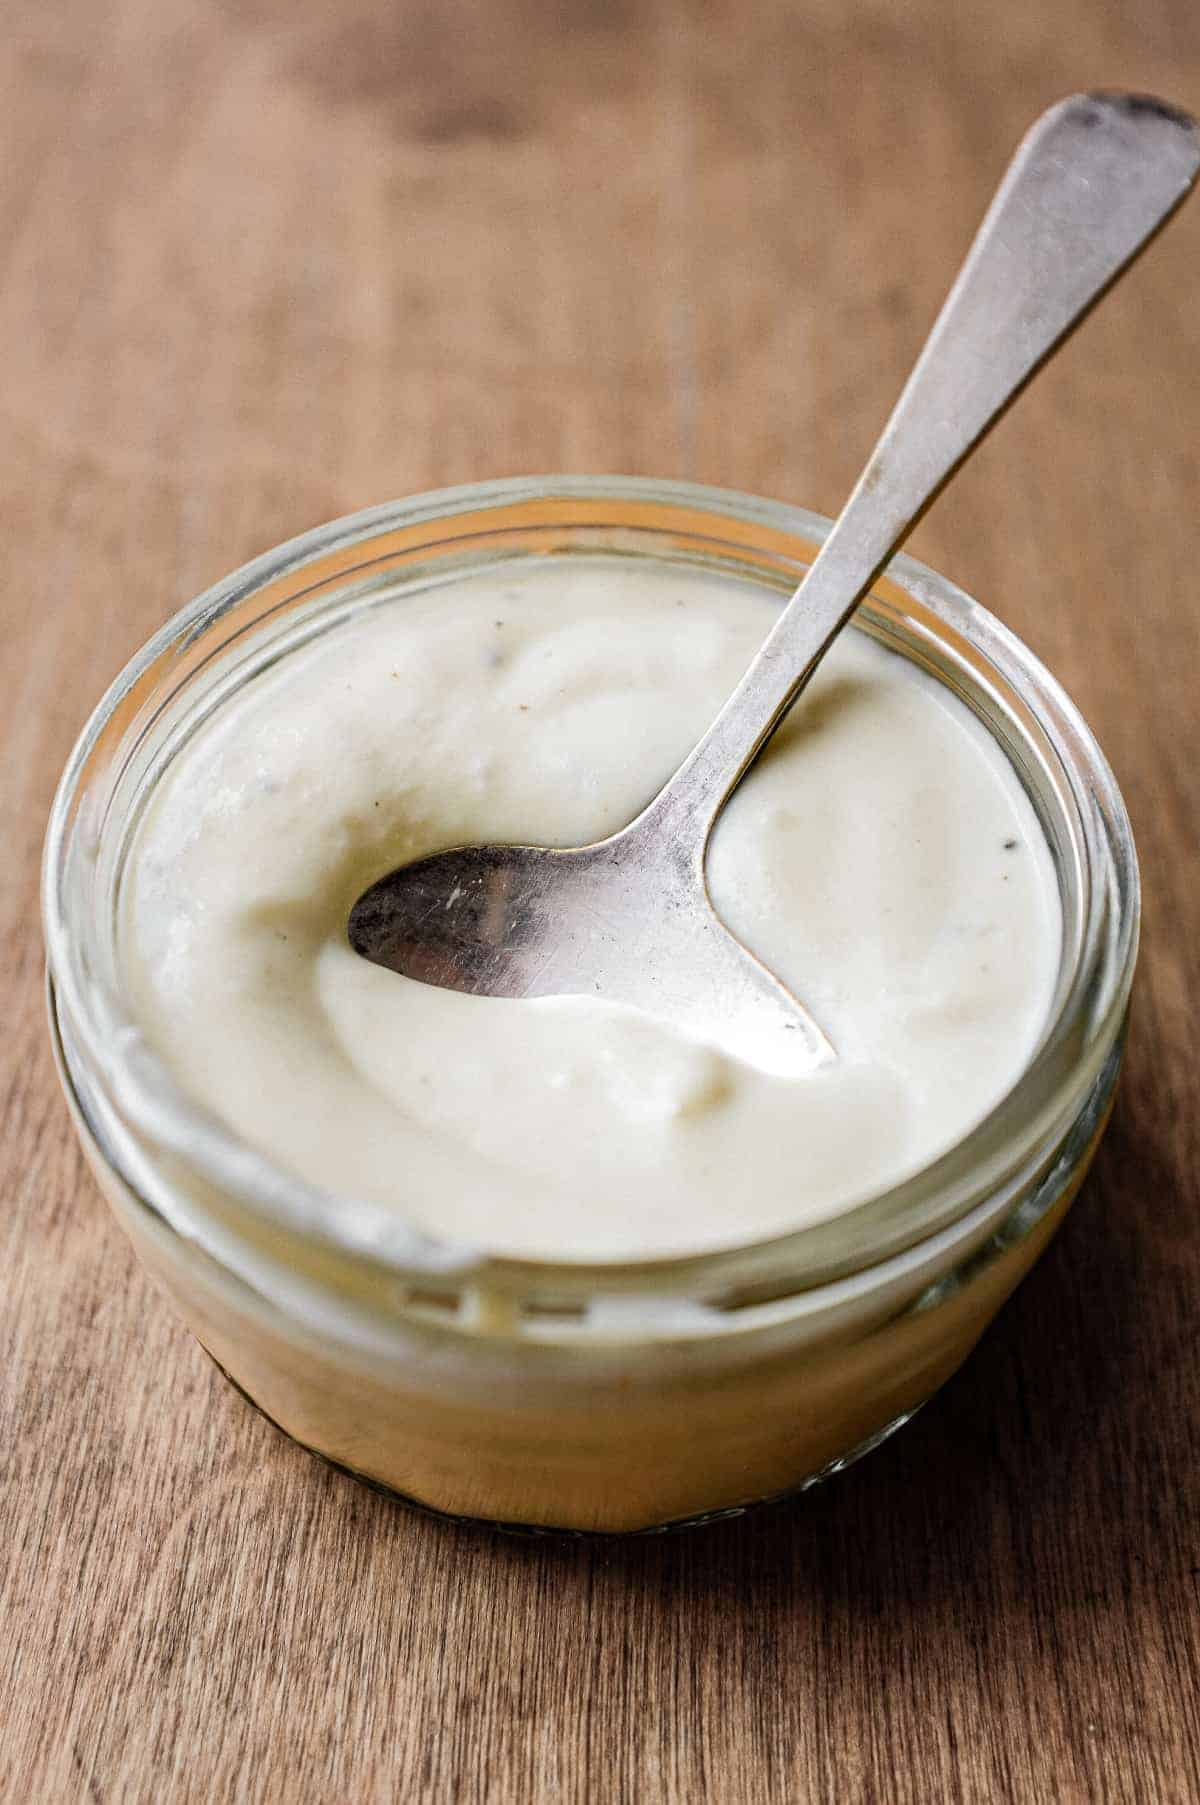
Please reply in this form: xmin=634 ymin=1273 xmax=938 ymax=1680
xmin=200 ymin=1340 xmax=923 ymax=1539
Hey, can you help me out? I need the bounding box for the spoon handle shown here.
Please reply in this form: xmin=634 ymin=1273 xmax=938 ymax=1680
xmin=647 ymin=92 xmax=1198 ymax=848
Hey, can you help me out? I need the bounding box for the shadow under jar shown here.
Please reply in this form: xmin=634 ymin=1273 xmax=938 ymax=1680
xmin=43 ymin=477 xmax=1137 ymax=1534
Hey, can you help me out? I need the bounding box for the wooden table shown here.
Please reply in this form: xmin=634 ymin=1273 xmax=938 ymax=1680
xmin=3 ymin=2 xmax=1198 ymax=1798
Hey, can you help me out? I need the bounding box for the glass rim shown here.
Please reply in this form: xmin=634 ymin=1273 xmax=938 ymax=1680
xmin=42 ymin=475 xmax=1140 ymax=1302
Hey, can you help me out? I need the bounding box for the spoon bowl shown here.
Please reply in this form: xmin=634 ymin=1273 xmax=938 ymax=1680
xmin=349 ymin=814 xmax=836 ymax=1078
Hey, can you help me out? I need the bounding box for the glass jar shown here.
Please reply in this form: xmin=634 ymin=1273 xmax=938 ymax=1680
xmin=42 ymin=477 xmax=1137 ymax=1534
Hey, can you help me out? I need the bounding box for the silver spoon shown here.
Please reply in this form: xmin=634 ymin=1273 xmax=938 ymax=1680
xmin=350 ymin=93 xmax=1197 ymax=1078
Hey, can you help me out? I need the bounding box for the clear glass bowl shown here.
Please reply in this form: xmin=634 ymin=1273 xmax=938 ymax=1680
xmin=43 ymin=477 xmax=1138 ymax=1533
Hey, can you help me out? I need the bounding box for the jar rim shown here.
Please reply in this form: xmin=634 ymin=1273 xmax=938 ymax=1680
xmin=42 ymin=475 xmax=1139 ymax=1302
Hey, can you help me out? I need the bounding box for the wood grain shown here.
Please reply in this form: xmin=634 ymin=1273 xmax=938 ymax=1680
xmin=2 ymin=1 xmax=1199 ymax=1799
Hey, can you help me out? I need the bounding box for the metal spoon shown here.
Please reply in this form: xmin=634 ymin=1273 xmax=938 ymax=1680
xmin=350 ymin=93 xmax=1197 ymax=1078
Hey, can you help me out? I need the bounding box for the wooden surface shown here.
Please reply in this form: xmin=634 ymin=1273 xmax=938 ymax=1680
xmin=3 ymin=1 xmax=1199 ymax=1799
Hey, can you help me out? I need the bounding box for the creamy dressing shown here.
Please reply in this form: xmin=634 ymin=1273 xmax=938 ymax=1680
xmin=120 ymin=557 xmax=1061 ymax=1260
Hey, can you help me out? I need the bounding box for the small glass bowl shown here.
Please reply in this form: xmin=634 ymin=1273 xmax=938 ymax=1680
xmin=43 ymin=477 xmax=1138 ymax=1534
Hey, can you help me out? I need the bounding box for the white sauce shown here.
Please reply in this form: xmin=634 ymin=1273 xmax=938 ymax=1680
xmin=121 ymin=557 xmax=1061 ymax=1260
